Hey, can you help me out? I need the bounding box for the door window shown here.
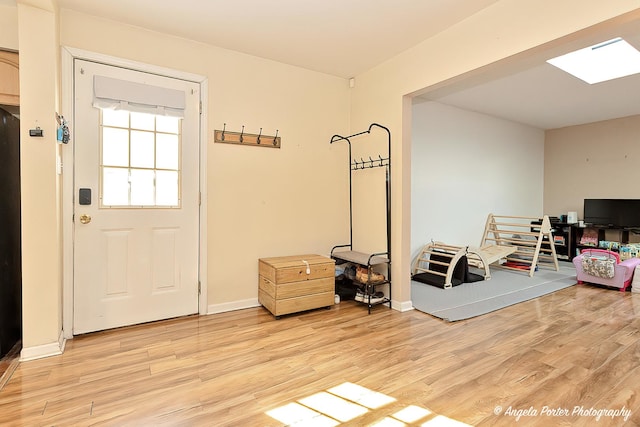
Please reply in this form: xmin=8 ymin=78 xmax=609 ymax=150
xmin=100 ymin=109 xmax=181 ymax=208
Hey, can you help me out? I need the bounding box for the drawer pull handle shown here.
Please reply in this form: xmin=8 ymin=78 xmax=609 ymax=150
xmin=302 ymin=260 xmax=310 ymax=275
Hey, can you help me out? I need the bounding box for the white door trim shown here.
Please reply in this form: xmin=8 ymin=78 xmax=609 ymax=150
xmin=61 ymin=47 xmax=209 ymax=340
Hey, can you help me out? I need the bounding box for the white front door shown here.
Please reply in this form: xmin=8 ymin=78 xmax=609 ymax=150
xmin=73 ymin=60 xmax=200 ymax=334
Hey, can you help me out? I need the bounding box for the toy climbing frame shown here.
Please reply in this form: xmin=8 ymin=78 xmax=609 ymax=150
xmin=411 ymin=241 xmax=491 ymax=289
xmin=480 ymin=214 xmax=559 ymax=277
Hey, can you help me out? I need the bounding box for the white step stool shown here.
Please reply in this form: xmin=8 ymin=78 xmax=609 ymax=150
xmin=632 ymin=265 xmax=640 ymax=293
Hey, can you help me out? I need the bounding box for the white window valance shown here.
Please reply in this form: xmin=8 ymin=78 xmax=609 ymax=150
xmin=93 ymin=75 xmax=185 ymax=117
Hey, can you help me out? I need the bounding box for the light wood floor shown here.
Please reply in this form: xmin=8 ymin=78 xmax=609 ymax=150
xmin=0 ymin=342 xmax=20 ymax=390
xmin=2 ymin=284 xmax=640 ymax=426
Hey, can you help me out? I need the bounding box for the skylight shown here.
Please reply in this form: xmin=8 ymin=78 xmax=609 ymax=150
xmin=546 ymin=37 xmax=640 ymax=84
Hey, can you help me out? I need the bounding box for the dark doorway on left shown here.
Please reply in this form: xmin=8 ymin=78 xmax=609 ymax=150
xmin=0 ymin=106 xmax=22 ymax=367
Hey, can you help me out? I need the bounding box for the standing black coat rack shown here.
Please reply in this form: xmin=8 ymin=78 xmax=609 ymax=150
xmin=329 ymin=123 xmax=392 ymax=312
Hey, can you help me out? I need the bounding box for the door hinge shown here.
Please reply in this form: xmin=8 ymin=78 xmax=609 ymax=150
xmin=198 ymin=192 xmax=202 ymax=206
xmin=199 ymin=101 xmax=202 ymax=114
xmin=198 ymin=281 xmax=201 ymax=294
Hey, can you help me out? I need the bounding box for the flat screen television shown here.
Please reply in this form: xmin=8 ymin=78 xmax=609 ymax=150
xmin=584 ymin=199 xmax=640 ymax=228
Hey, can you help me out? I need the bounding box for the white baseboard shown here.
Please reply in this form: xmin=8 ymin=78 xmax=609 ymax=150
xmin=392 ymin=299 xmax=414 ymax=312
xmin=20 ymin=331 xmax=66 ymax=362
xmin=208 ymin=298 xmax=261 ymax=315
xmin=207 ymin=297 xmax=413 ymax=315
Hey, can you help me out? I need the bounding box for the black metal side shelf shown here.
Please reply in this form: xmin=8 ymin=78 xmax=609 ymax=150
xmin=331 ymin=248 xmax=391 ymax=313
xmin=329 ymin=123 xmax=392 ymax=313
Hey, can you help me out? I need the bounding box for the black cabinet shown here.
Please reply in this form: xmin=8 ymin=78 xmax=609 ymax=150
xmin=532 ymin=220 xmax=574 ymax=261
xmin=551 ymin=223 xmax=573 ymax=261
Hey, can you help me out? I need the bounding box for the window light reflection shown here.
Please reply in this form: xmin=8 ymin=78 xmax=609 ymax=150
xmin=299 ymin=391 xmax=369 ymax=422
xmin=265 ymin=402 xmax=338 ymax=427
xmin=328 ymin=382 xmax=396 ymax=409
xmin=264 ymin=382 xmax=474 ymax=427
xmin=393 ymin=405 xmax=432 ymax=423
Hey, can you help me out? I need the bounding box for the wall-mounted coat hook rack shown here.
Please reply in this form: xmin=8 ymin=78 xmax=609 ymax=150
xmin=214 ymin=125 xmax=281 ymax=148
xmin=350 ymin=154 xmax=389 ymax=171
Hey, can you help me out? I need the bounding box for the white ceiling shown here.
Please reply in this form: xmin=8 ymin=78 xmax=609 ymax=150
xmin=6 ymin=1 xmax=640 ymax=130
xmin=417 ymin=17 xmax=640 ymax=130
xmin=54 ymin=0 xmax=499 ymax=78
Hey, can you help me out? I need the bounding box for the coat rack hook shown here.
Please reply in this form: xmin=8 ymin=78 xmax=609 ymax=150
xmin=221 ymin=123 xmax=226 ymax=141
xmin=273 ymin=129 xmax=279 ymax=146
xmin=240 ymin=125 xmax=244 ymax=143
xmin=379 ymin=155 xmax=384 ymax=166
xmin=369 ymin=156 xmax=375 ymax=168
xmin=257 ymin=127 xmax=262 ymax=144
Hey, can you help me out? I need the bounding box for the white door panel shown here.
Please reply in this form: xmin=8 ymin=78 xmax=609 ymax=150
xmin=73 ymin=60 xmax=200 ymax=334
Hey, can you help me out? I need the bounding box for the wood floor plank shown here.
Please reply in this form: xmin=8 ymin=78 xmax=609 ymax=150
xmin=2 ymin=283 xmax=640 ymax=426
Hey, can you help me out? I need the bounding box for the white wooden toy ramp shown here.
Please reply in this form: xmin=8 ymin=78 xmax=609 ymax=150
xmin=411 ymin=242 xmax=491 ymax=289
xmin=480 ymin=214 xmax=559 ymax=276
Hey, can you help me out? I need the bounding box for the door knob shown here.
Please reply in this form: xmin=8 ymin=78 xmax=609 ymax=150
xmin=79 ymin=214 xmax=92 ymax=224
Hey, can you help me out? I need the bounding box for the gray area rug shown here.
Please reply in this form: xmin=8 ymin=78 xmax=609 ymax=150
xmin=411 ymin=264 xmax=577 ymax=322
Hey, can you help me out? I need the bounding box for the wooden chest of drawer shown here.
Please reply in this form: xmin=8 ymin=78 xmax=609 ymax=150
xmin=258 ymin=254 xmax=335 ymax=318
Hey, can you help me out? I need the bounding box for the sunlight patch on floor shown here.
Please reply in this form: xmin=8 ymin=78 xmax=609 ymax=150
xmin=393 ymin=405 xmax=433 ymax=423
xmin=265 ymin=382 xmax=473 ymax=426
xmin=299 ymin=391 xmax=369 ymax=422
xmin=328 ymin=382 xmax=396 ymax=409
xmin=265 ymin=402 xmax=338 ymax=427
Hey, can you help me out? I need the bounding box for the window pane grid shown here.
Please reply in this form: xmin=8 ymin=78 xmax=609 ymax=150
xmin=102 ymin=165 xmax=180 ymax=173
xmin=100 ymin=110 xmax=181 ymax=208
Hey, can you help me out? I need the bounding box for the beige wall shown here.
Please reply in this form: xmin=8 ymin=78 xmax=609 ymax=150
xmin=349 ymin=1 xmax=640 ymax=306
xmin=58 ymin=9 xmax=351 ymax=313
xmin=544 ymin=115 xmax=640 ymax=219
xmin=0 ymin=5 xmax=18 ymax=51
xmin=18 ymin=1 xmax=63 ymax=354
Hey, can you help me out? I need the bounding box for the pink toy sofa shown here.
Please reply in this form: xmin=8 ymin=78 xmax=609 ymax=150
xmin=573 ymin=248 xmax=640 ymax=291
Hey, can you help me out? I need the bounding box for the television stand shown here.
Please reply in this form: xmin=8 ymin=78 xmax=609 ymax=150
xmin=573 ymin=225 xmax=640 ymax=259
